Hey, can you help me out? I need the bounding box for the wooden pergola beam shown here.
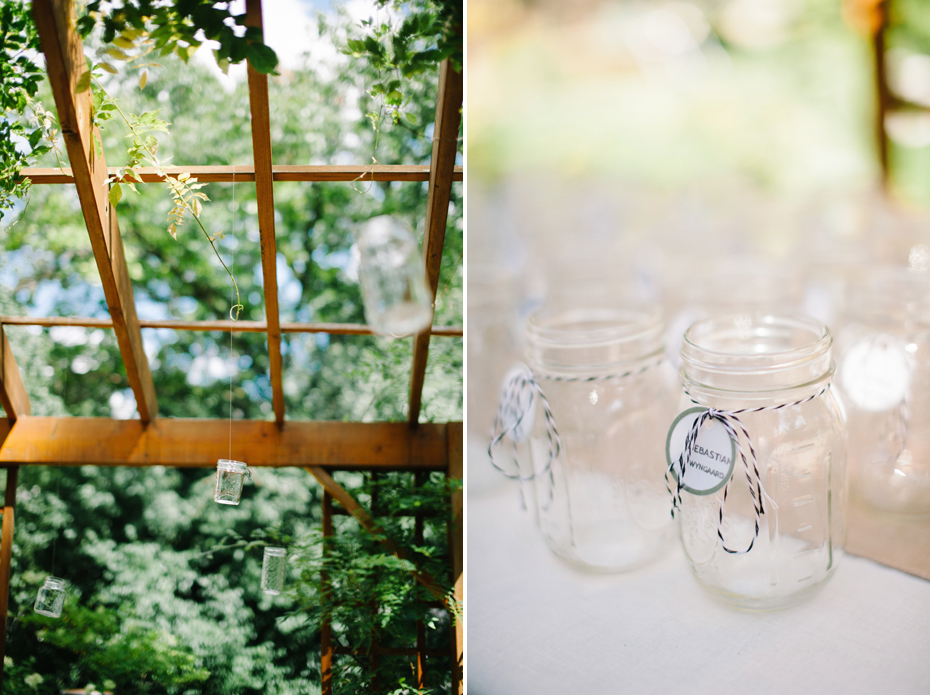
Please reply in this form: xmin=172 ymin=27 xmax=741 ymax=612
xmin=21 ymin=164 xmax=464 ymax=184
xmin=408 ymin=60 xmax=463 ymax=426
xmin=0 ymin=315 xmax=463 ymax=336
xmin=0 ymin=327 xmax=30 ymax=422
xmin=0 ymin=466 xmax=18 ymax=688
xmin=33 ymin=0 xmax=158 ymax=423
xmin=0 ymin=417 xmax=453 ymax=469
xmin=246 ymin=0 xmax=284 ymax=427
xmin=447 ymin=422 xmax=464 ymax=694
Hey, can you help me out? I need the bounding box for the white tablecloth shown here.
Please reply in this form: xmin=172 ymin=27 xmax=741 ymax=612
xmin=467 ymin=478 xmax=930 ymax=695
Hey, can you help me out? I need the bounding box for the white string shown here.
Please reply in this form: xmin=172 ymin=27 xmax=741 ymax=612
xmin=229 ymin=169 xmax=237 ymax=460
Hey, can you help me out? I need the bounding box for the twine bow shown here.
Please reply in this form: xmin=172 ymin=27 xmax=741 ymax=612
xmin=667 ymin=386 xmax=827 ymax=555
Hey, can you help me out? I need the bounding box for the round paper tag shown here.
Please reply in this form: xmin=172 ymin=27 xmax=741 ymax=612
xmin=498 ymin=365 xmax=537 ymax=442
xmin=841 ymin=337 xmax=910 ymax=413
xmin=666 ymin=407 xmax=737 ymax=496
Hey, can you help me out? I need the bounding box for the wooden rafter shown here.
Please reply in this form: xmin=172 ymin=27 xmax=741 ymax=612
xmin=408 ymin=60 xmax=464 ymax=425
xmin=246 ymin=0 xmax=285 ymax=427
xmin=0 ymin=315 xmax=463 ymax=336
xmin=0 ymin=417 xmax=454 ymax=469
xmin=21 ymin=164 xmax=464 ymax=184
xmin=0 ymin=466 xmax=18 ymax=687
xmin=32 ymin=0 xmax=158 ymax=423
xmin=0 ymin=326 xmax=30 ymax=421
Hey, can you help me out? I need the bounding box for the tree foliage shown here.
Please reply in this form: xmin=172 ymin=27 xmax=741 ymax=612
xmin=0 ymin=3 xmax=461 ymax=693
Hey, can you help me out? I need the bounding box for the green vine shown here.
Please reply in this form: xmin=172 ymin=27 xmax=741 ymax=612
xmin=87 ymin=71 xmax=243 ymax=319
xmin=0 ymin=0 xmax=62 ymax=215
xmin=342 ymin=0 xmax=461 ymax=194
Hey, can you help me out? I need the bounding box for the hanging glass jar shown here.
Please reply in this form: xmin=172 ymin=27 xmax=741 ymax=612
xmin=673 ymin=314 xmax=846 ymax=610
xmin=34 ymin=576 xmax=66 ymax=618
xmin=214 ymin=459 xmax=249 ymax=505
xmin=493 ymin=305 xmax=679 ymax=573
xmin=835 ymin=269 xmax=930 ymax=514
xmin=261 ymin=546 xmax=287 ymax=595
xmin=357 ymin=215 xmax=433 ymax=336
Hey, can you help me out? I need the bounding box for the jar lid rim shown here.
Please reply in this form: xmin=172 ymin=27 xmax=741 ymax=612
xmin=217 ymin=459 xmax=248 ymax=470
xmin=264 ymin=547 xmax=287 ymax=556
xmin=682 ymin=313 xmax=830 ymax=362
xmin=527 ymin=305 xmax=663 ymax=345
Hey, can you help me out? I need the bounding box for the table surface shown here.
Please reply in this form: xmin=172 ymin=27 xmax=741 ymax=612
xmin=467 ymin=474 xmax=930 ymax=695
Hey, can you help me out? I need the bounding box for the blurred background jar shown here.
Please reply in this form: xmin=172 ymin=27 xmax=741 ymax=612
xmin=467 ymin=264 xmax=523 ymax=494
xmin=523 ymin=304 xmax=679 ymax=572
xmin=834 ymin=268 xmax=930 ymax=514
xmin=677 ymin=314 xmax=846 ymax=610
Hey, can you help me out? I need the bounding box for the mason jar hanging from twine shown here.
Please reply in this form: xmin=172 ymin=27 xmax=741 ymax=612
xmin=490 ymin=305 xmax=679 ymax=572
xmin=357 ymin=215 xmax=432 ymax=337
xmin=261 ymin=547 xmax=287 ymax=595
xmin=835 ymin=268 xmax=930 ymax=514
xmin=670 ymin=314 xmax=846 ymax=610
xmin=34 ymin=576 xmax=66 ymax=618
xmin=214 ymin=459 xmax=249 ymax=505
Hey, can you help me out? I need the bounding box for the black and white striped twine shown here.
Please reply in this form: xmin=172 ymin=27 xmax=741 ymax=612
xmin=667 ymin=385 xmax=829 ymax=555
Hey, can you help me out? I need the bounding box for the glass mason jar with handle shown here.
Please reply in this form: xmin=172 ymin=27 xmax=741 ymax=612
xmin=675 ymin=314 xmax=847 ymax=610
xmin=522 ymin=305 xmax=679 ymax=572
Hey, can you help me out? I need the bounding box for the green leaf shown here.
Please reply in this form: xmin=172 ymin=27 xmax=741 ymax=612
xmin=403 ymin=111 xmax=418 ymax=126
xmin=108 ymin=182 xmax=122 ymax=206
xmin=98 ymin=62 xmax=118 ymax=75
xmin=76 ymin=70 xmax=92 ymax=93
xmin=246 ymin=42 xmax=278 ymax=74
xmin=139 ymin=71 xmax=147 ymax=90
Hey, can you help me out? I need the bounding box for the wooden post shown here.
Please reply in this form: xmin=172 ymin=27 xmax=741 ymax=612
xmin=0 ymin=466 xmax=20 ymax=690
xmin=245 ymin=0 xmax=286 ymax=427
xmin=0 ymin=326 xmax=30 ymax=421
xmin=415 ymin=472 xmax=427 ymax=690
xmin=32 ymin=0 xmax=158 ymax=423
xmin=408 ymin=60 xmax=464 ymax=426
xmin=872 ymin=0 xmax=891 ymax=188
xmin=321 ymin=491 xmax=333 ymax=695
xmin=447 ymin=423 xmax=463 ymax=695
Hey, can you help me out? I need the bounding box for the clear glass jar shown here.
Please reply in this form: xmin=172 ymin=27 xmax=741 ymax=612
xmin=835 ymin=269 xmax=930 ymax=514
xmin=34 ymin=576 xmax=66 ymax=618
xmin=678 ymin=314 xmax=846 ymax=610
xmin=214 ymin=459 xmax=248 ymax=505
xmin=526 ymin=305 xmax=679 ymax=572
xmin=357 ymin=215 xmax=432 ymax=336
xmin=467 ymin=265 xmax=522 ymax=494
xmin=261 ymin=547 xmax=287 ymax=595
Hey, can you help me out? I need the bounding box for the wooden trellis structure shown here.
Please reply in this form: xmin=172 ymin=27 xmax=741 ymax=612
xmin=0 ymin=0 xmax=464 ymax=692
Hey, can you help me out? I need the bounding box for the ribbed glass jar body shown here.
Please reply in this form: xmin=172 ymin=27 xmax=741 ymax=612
xmin=357 ymin=215 xmax=432 ymax=336
xmin=526 ymin=306 xmax=679 ymax=572
xmin=34 ymin=576 xmax=66 ymax=618
xmin=261 ymin=547 xmax=287 ymax=595
xmin=678 ymin=314 xmax=847 ymax=610
xmin=215 ymin=459 xmax=248 ymax=505
xmin=835 ymin=270 xmax=930 ymax=514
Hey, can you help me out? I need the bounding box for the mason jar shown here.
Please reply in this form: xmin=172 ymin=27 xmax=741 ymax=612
xmin=467 ymin=265 xmax=521 ymax=494
xmin=835 ymin=269 xmax=930 ymax=514
xmin=676 ymin=314 xmax=846 ymax=610
xmin=34 ymin=576 xmax=66 ymax=618
xmin=357 ymin=215 xmax=432 ymax=336
xmin=261 ymin=547 xmax=287 ymax=595
xmin=525 ymin=305 xmax=679 ymax=572
xmin=214 ymin=459 xmax=249 ymax=505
